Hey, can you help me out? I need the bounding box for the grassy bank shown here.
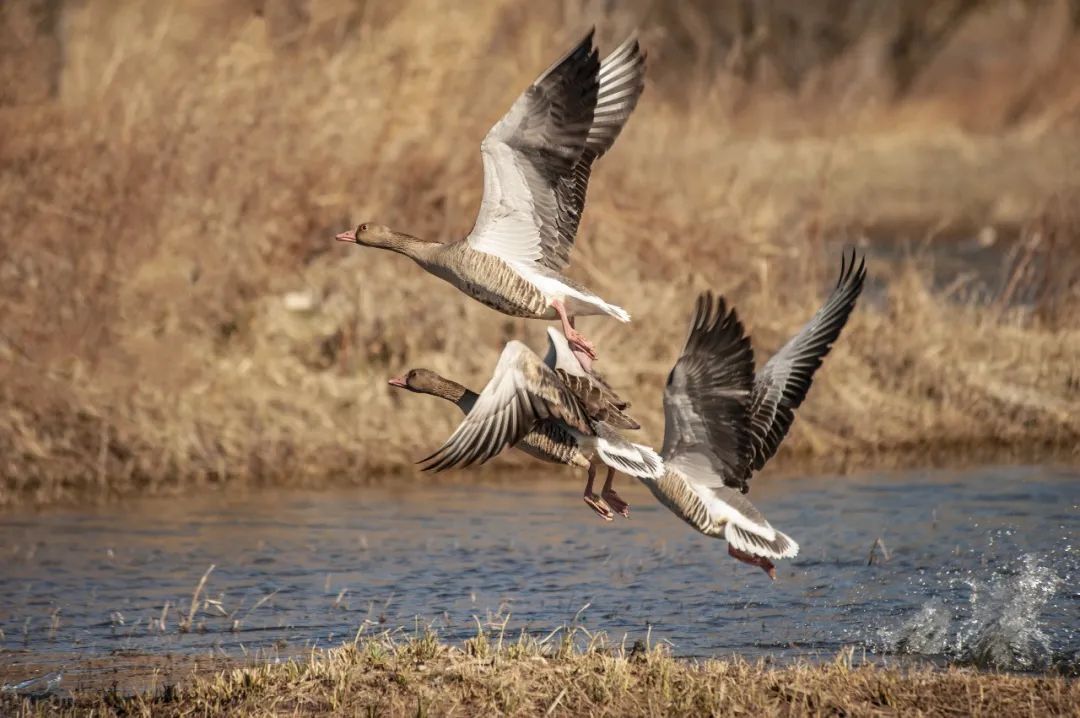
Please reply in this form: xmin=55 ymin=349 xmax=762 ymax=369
xmin=2 ymin=1 xmax=1080 ymax=508
xmin=4 ymin=634 xmax=1078 ymax=716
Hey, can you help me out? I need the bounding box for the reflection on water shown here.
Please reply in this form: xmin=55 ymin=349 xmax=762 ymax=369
xmin=0 ymin=465 xmax=1076 ymax=682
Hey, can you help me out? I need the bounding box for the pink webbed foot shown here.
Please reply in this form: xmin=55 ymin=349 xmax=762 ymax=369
xmin=728 ymin=544 xmax=777 ymax=580
xmin=600 ymin=469 xmax=629 ymax=517
xmin=601 ymin=488 xmax=629 ymax=517
xmin=583 ymin=465 xmax=613 ymax=521
xmin=567 ymin=333 xmax=597 ymax=373
xmin=584 ymin=494 xmax=614 ymax=521
xmin=551 ymin=299 xmax=598 ymax=369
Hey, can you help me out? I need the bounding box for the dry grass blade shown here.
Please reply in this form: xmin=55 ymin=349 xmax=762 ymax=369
xmin=178 ymin=565 xmax=214 ymax=634
xmin=2 ymin=632 xmax=1077 ymax=717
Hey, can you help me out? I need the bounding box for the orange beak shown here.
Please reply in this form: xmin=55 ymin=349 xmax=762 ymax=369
xmin=387 ymin=375 xmax=407 ymax=389
xmin=335 ymin=230 xmax=357 ymax=243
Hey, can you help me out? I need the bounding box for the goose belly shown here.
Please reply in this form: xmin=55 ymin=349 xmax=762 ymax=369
xmin=429 ymin=250 xmax=551 ymax=318
xmin=459 ymin=274 xmax=550 ymax=318
xmin=517 ymin=422 xmax=589 ymax=468
xmin=641 ymin=470 xmax=726 ymax=538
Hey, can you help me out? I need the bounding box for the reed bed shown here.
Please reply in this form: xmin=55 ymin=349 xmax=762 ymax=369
xmin=5 ymin=631 xmax=1078 ymax=716
xmin=2 ymin=0 xmax=1080 ymax=507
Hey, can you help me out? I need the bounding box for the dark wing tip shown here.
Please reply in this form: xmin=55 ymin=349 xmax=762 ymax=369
xmin=417 ymin=427 xmax=481 ymax=474
xmin=614 ymin=33 xmax=647 ymax=68
xmin=574 ymin=27 xmax=597 ymax=58
xmin=745 ymin=247 xmax=866 ymax=474
xmin=836 ymin=246 xmax=867 ymax=292
xmin=839 ymin=248 xmax=867 ymax=302
xmin=418 ymin=441 xmax=465 ymax=473
xmin=663 ymin=289 xmax=755 ymax=478
xmin=417 ymin=449 xmax=446 ymax=473
xmin=683 ymin=290 xmax=751 ymax=365
xmin=533 ymin=27 xmax=599 ymax=88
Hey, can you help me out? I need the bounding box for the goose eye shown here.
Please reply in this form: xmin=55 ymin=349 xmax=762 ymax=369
xmin=358 ymin=223 xmax=368 ymax=233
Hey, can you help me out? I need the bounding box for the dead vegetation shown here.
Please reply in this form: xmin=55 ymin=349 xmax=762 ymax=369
xmin=5 ymin=632 xmax=1078 ymax=716
xmin=2 ymin=0 xmax=1080 ymax=507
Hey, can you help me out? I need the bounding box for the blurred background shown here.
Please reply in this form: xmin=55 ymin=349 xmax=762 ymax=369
xmin=2 ymin=0 xmax=1079 ymax=506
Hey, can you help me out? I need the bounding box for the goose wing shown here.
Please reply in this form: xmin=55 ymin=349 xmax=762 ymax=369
xmin=544 ymin=327 xmax=638 ymax=429
xmin=747 ymin=250 xmax=866 ymax=474
xmin=555 ymin=371 xmax=639 ymax=430
xmin=420 ymin=341 xmax=592 ymax=472
xmin=661 ymin=292 xmax=755 ymax=485
xmin=468 ymin=31 xmax=646 ymax=271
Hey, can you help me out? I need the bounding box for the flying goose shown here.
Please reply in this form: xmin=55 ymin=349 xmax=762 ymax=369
xmin=337 ymin=30 xmax=647 ymax=371
xmin=390 ymin=326 xmax=646 ymax=519
xmin=395 ymin=251 xmax=865 ymax=578
xmin=642 ymin=251 xmax=866 ymax=577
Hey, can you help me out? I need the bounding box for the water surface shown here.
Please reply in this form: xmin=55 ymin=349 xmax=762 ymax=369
xmin=1 ymin=465 xmax=1076 ymax=688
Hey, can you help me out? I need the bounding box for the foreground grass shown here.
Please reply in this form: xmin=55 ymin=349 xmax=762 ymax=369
xmin=3 ymin=2 xmax=1080 ymax=507
xmin=5 ymin=634 xmax=1077 ymax=717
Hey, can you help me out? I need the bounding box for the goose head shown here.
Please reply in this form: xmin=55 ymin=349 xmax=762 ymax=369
xmin=335 ymin=223 xmax=395 ymax=248
xmin=388 ymin=369 xmax=466 ymax=402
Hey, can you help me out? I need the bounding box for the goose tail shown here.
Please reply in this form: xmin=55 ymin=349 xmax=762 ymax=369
xmin=594 ymin=435 xmax=664 ymax=479
xmin=724 ymin=521 xmax=800 ymax=560
xmin=567 ymin=294 xmax=630 ymax=322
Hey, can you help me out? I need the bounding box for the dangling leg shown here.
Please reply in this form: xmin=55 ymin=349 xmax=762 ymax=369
xmin=582 ymin=464 xmax=613 ymax=521
xmin=600 ymin=467 xmax=629 ymax=518
xmin=728 ymin=545 xmax=777 ymax=580
xmin=551 ymin=299 xmax=596 ymax=369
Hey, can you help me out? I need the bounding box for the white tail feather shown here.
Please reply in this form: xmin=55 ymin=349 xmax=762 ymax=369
xmin=725 ymin=522 xmax=800 ymax=560
xmin=603 ymin=302 xmax=631 ymax=322
xmin=595 ymin=438 xmax=664 ymax=479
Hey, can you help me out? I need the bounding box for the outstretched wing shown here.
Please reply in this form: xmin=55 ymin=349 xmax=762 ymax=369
xmin=661 ymin=292 xmax=755 ymax=484
xmin=420 ymin=342 xmax=593 ymax=472
xmin=468 ymin=31 xmax=646 ymax=271
xmin=543 ymin=35 xmax=646 ymax=270
xmin=747 ymin=250 xmax=866 ymax=473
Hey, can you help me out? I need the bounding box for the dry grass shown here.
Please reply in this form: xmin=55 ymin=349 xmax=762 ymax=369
xmin=5 ymin=632 xmax=1078 ymax=716
xmin=2 ymin=1 xmax=1080 ymax=507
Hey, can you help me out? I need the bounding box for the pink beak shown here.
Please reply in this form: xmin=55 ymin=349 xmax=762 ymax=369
xmin=335 ymin=230 xmax=357 ymax=243
xmin=387 ymin=375 xmax=407 ymax=389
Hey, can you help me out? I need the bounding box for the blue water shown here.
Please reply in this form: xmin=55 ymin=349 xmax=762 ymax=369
xmin=0 ymin=465 xmax=1076 ymax=680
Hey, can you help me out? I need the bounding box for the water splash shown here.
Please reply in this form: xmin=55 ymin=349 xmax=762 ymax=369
xmin=879 ymin=554 xmax=1065 ymax=670
xmin=883 ymin=597 xmax=950 ymax=656
xmin=960 ymin=555 xmax=1061 ymax=670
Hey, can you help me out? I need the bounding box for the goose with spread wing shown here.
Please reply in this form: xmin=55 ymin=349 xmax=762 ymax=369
xmin=643 ymin=250 xmax=866 ymax=578
xmin=390 ymin=326 xmax=657 ymax=519
xmin=337 ymin=30 xmax=646 ymax=371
